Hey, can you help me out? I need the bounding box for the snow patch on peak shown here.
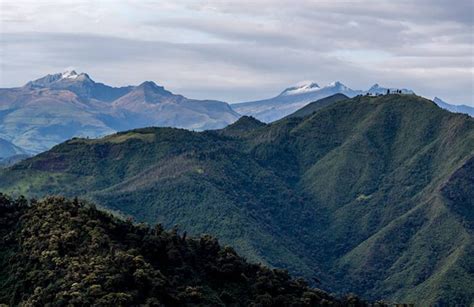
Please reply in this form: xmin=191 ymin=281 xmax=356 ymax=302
xmin=294 ymin=80 xmax=320 ymax=88
xmin=281 ymin=81 xmax=320 ymax=96
xmin=61 ymin=70 xmax=79 ymax=79
xmin=325 ymin=81 xmax=348 ymax=89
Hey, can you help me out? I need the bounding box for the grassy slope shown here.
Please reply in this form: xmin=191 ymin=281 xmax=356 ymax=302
xmin=0 ymin=94 xmax=472 ymax=304
xmin=284 ymin=93 xmax=349 ymax=119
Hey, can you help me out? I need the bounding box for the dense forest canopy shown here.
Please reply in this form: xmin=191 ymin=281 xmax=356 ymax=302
xmin=0 ymin=195 xmax=373 ymax=306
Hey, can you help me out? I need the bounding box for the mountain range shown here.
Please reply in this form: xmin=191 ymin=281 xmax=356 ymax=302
xmin=0 ymin=71 xmax=474 ymax=159
xmin=1 ymin=93 xmax=472 ymax=304
xmin=0 ymin=72 xmax=471 ymax=160
xmin=0 ymin=71 xmax=239 ymax=157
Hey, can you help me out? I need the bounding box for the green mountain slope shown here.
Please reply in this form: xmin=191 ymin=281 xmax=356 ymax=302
xmin=0 ymin=195 xmax=357 ymax=306
xmin=0 ymin=94 xmax=472 ymax=304
xmin=284 ymin=93 xmax=349 ymax=119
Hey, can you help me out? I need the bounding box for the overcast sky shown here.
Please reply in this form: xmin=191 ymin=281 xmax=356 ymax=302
xmin=1 ymin=0 xmax=473 ymax=105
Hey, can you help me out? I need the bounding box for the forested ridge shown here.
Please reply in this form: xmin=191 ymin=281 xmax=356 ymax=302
xmin=0 ymin=195 xmax=374 ymax=306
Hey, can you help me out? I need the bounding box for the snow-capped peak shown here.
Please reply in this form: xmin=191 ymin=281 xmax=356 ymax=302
xmin=294 ymin=80 xmax=320 ymax=88
xmin=323 ymin=81 xmax=355 ymax=93
xmin=61 ymin=70 xmax=79 ymax=80
xmin=281 ymin=81 xmax=320 ymax=96
xmin=326 ymin=81 xmax=346 ymax=88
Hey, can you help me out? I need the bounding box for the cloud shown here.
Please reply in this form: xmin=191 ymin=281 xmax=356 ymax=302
xmin=0 ymin=0 xmax=472 ymax=104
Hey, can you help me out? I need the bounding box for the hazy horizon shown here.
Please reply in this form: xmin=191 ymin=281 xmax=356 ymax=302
xmin=1 ymin=0 xmax=473 ymax=105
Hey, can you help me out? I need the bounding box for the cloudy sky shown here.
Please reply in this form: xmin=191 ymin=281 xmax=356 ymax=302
xmin=0 ymin=0 xmax=473 ymax=104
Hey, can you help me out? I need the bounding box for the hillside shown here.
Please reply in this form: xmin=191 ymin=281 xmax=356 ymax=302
xmin=284 ymin=94 xmax=349 ymax=119
xmin=0 ymin=195 xmax=361 ymax=306
xmin=1 ymin=94 xmax=473 ymax=304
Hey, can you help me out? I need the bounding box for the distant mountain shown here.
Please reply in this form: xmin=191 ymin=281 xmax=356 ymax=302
xmin=433 ymin=97 xmax=474 ymax=117
xmin=112 ymin=81 xmax=239 ymax=131
xmin=25 ymin=70 xmax=134 ymax=102
xmin=0 ymin=80 xmax=117 ymax=154
xmin=232 ymin=81 xmax=363 ymax=122
xmin=2 ymin=94 xmax=473 ymax=304
xmin=0 ymin=72 xmax=239 ymax=157
xmin=0 ymin=137 xmax=27 ymax=158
